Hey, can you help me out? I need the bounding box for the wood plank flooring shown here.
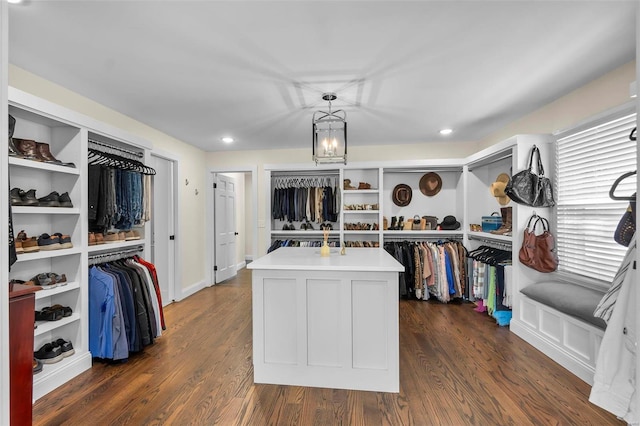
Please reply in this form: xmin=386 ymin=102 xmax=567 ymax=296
xmin=32 ymin=268 xmax=623 ymax=425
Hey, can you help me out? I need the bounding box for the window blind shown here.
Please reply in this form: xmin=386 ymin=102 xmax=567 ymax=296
xmin=555 ymin=112 xmax=636 ymax=284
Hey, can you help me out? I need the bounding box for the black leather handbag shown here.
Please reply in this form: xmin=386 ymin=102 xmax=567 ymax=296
xmin=505 ymin=145 xmax=555 ymax=207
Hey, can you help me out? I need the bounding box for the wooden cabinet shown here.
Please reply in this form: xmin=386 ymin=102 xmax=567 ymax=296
xmin=9 ymin=283 xmax=39 ymax=426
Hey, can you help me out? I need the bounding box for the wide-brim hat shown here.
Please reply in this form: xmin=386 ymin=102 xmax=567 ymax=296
xmin=439 ymin=215 xmax=461 ymax=230
xmin=419 ymin=172 xmax=442 ymax=197
xmin=490 ymin=173 xmax=511 ymax=206
xmin=392 ymin=183 xmax=412 ymax=207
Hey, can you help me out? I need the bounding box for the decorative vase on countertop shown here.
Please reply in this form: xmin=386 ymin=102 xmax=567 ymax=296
xmin=320 ymin=229 xmax=330 ymax=257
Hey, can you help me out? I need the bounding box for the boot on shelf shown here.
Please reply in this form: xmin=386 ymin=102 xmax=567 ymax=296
xmin=390 ymin=216 xmax=397 ymax=230
xmin=491 ymin=207 xmax=512 ymax=236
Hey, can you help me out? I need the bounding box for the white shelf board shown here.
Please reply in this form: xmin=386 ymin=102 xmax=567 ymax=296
xmin=12 ymin=206 xmax=80 ymax=215
xmin=468 ymin=231 xmax=513 ymax=243
xmin=87 ymin=239 xmax=146 ymax=253
xmin=9 ymin=157 xmax=80 ymax=175
xmin=34 ymin=313 xmax=80 ymax=337
xmin=343 ymin=210 xmax=379 ymax=214
xmin=16 ymin=247 xmax=81 ymax=262
xmin=35 ymin=281 xmax=81 ymax=300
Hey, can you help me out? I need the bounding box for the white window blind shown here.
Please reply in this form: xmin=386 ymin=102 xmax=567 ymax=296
xmin=555 ymin=112 xmax=636 ymax=284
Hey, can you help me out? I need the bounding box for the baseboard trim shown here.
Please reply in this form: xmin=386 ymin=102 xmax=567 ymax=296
xmin=177 ymin=280 xmax=207 ymax=301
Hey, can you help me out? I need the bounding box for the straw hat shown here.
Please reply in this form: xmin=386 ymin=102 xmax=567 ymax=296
xmin=490 ymin=173 xmax=511 ymax=205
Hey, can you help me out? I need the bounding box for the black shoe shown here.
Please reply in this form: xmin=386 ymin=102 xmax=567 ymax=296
xmin=34 ymin=342 xmax=63 ymax=364
xmin=38 ymin=191 xmax=61 ymax=207
xmin=10 ymin=188 xmax=23 ymax=206
xmin=58 ymin=192 xmax=73 ymax=207
xmin=52 ymin=338 xmax=75 ymax=357
xmin=21 ymin=189 xmax=39 ymax=206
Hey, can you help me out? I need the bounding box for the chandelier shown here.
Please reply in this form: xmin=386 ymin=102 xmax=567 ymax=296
xmin=312 ymin=92 xmax=347 ymax=164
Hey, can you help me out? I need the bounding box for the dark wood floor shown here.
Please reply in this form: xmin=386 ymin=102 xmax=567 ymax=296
xmin=32 ymin=268 xmax=622 ymax=425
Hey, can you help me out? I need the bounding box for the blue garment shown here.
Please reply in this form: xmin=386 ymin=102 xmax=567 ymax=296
xmin=105 ymin=265 xmax=137 ymax=353
xmin=444 ymin=249 xmax=455 ymax=295
xmin=89 ymin=266 xmax=115 ymax=359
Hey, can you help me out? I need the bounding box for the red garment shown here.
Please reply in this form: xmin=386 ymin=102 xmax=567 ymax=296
xmin=135 ymin=256 xmax=166 ymax=330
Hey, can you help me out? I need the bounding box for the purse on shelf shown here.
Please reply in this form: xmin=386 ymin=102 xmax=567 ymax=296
xmin=505 ymin=145 xmax=555 ymax=207
xmin=412 ymin=215 xmax=422 ymax=230
xmin=518 ymin=214 xmax=558 ymax=273
xmin=422 ymin=216 xmax=437 ymax=230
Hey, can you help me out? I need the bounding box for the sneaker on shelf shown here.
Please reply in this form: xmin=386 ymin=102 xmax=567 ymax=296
xmin=35 ymin=306 xmax=64 ymax=322
xmin=31 ymin=273 xmax=58 ymax=289
xmin=52 ymin=338 xmax=75 ymax=358
xmin=37 ymin=233 xmax=62 ymax=251
xmin=53 ymin=233 xmax=73 ymax=249
xmin=10 ymin=188 xmax=39 ymax=206
xmin=58 ymin=192 xmax=73 ymax=208
xmin=17 ymin=230 xmax=40 ymax=253
xmin=34 ymin=342 xmax=63 ymax=364
xmin=37 ymin=191 xmax=61 ymax=207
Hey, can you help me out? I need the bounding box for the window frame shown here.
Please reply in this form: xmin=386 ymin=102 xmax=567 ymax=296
xmin=552 ymin=101 xmax=636 ymax=290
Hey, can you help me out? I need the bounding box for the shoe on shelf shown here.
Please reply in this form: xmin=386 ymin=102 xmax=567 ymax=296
xmin=37 ymin=233 xmax=62 ymax=251
xmin=16 ymin=230 xmax=40 ymax=253
xmin=34 ymin=342 xmax=63 ymax=364
xmin=47 ymin=273 xmax=68 ymax=285
xmin=31 ymin=273 xmax=58 ymax=288
xmin=52 ymin=338 xmax=75 ymax=358
xmin=50 ymin=304 xmax=73 ymax=317
xmin=14 ymin=239 xmax=23 ymax=254
xmin=10 ymin=188 xmax=39 ymax=206
xmin=358 ymin=182 xmax=371 ymax=190
xmin=53 ymin=233 xmax=73 ymax=249
xmin=13 ymin=139 xmax=39 ymax=160
xmin=95 ymin=233 xmax=105 ymax=244
xmin=37 ymin=191 xmax=61 ymax=207
xmin=103 ymin=232 xmax=124 ymax=243
xmin=88 ymin=232 xmax=97 ymax=246
xmin=124 ymin=230 xmax=141 ymax=240
xmin=33 ymin=358 xmax=43 ymax=375
xmin=58 ymin=192 xmax=73 ymax=208
xmin=35 ymin=306 xmax=64 ymax=322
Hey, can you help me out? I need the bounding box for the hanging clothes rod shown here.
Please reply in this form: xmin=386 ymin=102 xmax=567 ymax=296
xmin=88 ymin=245 xmax=144 ymax=263
xmin=383 ymin=234 xmax=464 ymax=241
xmin=89 ymin=138 xmax=144 ymax=158
xmin=474 ymin=239 xmax=513 ymax=251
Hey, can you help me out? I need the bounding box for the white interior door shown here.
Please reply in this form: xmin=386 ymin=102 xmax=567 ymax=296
xmin=215 ymin=174 xmax=237 ymax=283
xmin=150 ymin=154 xmax=175 ymax=305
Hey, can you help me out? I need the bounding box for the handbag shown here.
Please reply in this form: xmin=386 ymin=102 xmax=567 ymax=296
xmin=614 ymin=196 xmax=636 ymax=247
xmin=422 ymin=216 xmax=437 ymax=230
xmin=505 ymin=145 xmax=555 ymax=207
xmin=412 ymin=215 xmax=422 ymax=230
xmin=518 ymin=214 xmax=558 ymax=273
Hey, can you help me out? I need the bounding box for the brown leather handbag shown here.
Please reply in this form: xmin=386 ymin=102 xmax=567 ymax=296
xmin=518 ymin=214 xmax=558 ymax=273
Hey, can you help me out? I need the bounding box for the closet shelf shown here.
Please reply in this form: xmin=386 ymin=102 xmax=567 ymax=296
xmin=33 ymin=350 xmax=90 ymax=388
xmin=16 ymin=247 xmax=82 ymax=262
xmin=12 ymin=207 xmax=81 ymax=215
xmin=9 ymin=157 xmax=80 ymax=175
xmin=271 ymin=231 xmax=338 ymax=237
xmin=34 ymin=313 xmax=80 ymax=337
xmin=87 ymin=239 xmax=146 ymax=254
xmin=383 ymin=230 xmax=464 ymax=237
xmin=468 ymin=231 xmax=512 ymax=243
xmin=35 ymin=281 xmax=80 ymax=300
xmin=343 ymin=210 xmax=379 ymax=214
xmin=344 ymin=189 xmax=379 ymax=194
xmin=343 ymin=230 xmax=380 ymax=235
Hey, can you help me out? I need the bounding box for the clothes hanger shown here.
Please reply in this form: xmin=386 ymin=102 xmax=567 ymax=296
xmin=609 ymin=170 xmax=637 ymax=201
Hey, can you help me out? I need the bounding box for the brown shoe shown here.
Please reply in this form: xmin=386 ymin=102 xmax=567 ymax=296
xmin=103 ymin=232 xmax=123 ymax=243
xmin=36 ymin=142 xmax=60 ymax=163
xmin=21 ymin=237 xmax=40 ymax=253
xmin=95 ymin=233 xmax=105 ymax=244
xmin=88 ymin=232 xmax=96 ymax=246
xmin=13 ymin=139 xmax=39 ymax=160
xmin=124 ymin=230 xmax=141 ymax=241
xmin=15 ymin=239 xmax=24 ymax=254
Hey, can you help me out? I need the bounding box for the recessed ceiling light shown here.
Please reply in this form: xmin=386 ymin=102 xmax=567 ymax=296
xmin=221 ymin=137 xmax=234 ymax=144
xmin=439 ymin=128 xmax=453 ymax=135
xmin=7 ymin=0 xmax=23 ymax=4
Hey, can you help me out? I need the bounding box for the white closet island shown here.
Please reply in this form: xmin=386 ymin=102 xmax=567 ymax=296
xmin=247 ymin=247 xmax=403 ymax=392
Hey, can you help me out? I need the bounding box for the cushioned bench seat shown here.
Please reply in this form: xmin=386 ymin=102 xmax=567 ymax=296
xmin=520 ymin=282 xmax=607 ymax=330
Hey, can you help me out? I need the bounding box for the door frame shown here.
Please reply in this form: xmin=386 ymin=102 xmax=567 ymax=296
xmin=150 ymin=149 xmax=181 ymax=303
xmin=207 ymin=165 xmax=258 ymax=286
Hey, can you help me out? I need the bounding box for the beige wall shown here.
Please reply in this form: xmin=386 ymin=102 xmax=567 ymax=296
xmin=480 ymin=61 xmax=636 ymax=149
xmin=9 ymin=65 xmax=208 ymax=292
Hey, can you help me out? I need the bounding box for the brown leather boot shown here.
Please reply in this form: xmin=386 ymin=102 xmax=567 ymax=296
xmin=8 ymin=114 xmax=20 ymax=157
xmin=36 ymin=142 xmax=60 ymax=163
xmin=491 ymin=207 xmax=512 ymax=235
xmin=14 ymin=139 xmax=39 ymax=160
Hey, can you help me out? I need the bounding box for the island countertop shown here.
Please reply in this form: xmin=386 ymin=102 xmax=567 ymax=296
xmin=247 ymin=247 xmax=404 ymax=272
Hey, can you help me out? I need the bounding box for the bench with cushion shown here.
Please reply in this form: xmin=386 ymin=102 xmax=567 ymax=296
xmin=510 ymin=281 xmax=607 ymax=384
xmin=520 ymin=282 xmax=606 ymax=330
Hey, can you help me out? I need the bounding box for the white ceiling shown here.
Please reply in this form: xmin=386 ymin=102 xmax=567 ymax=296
xmin=8 ymin=1 xmax=637 ymax=153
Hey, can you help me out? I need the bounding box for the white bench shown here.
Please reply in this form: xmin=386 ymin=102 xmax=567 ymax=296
xmin=510 ymin=282 xmax=606 ymax=384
